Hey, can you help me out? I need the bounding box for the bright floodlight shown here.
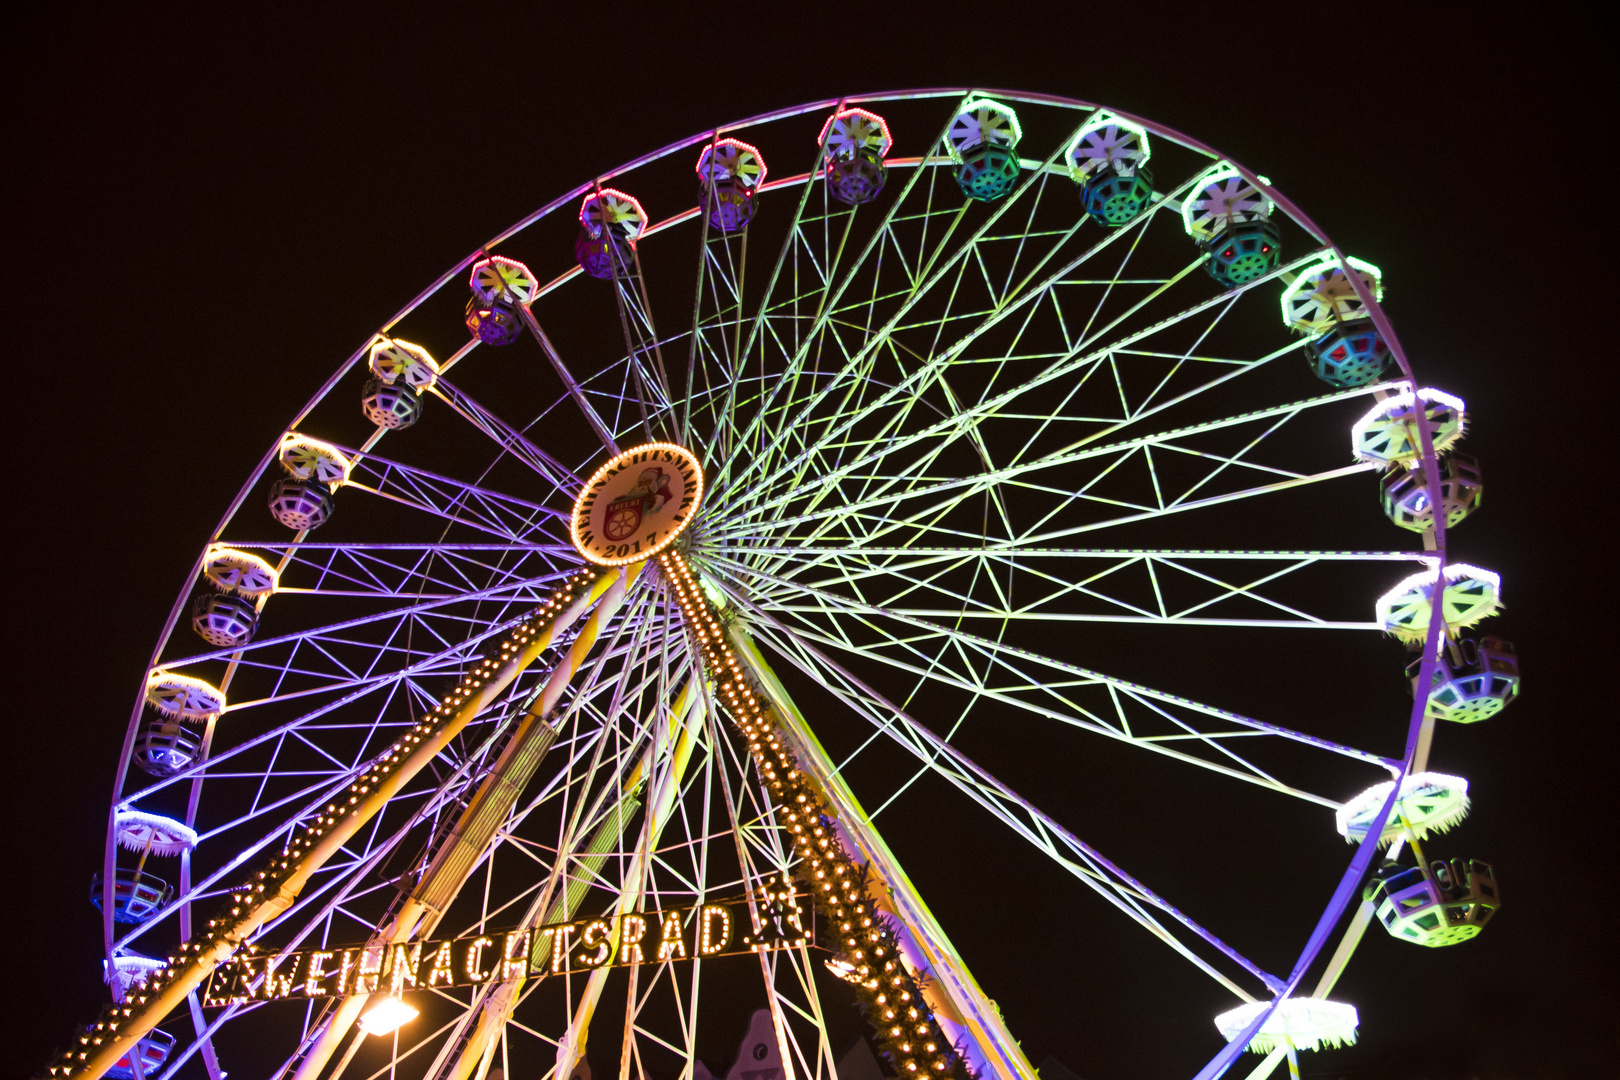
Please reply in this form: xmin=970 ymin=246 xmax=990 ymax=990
xmin=358 ymin=995 xmax=418 ymax=1037
xmin=1214 ymin=998 xmax=1359 ymax=1054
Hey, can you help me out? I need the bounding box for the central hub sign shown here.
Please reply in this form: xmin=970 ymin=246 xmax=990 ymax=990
xmin=571 ymin=442 xmax=703 ymax=566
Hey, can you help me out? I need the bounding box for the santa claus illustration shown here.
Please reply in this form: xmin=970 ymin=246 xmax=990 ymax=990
xmin=636 ymin=467 xmax=674 ymax=514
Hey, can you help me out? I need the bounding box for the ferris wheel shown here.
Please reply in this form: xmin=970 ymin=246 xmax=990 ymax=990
xmin=53 ymin=90 xmax=1518 ymax=1080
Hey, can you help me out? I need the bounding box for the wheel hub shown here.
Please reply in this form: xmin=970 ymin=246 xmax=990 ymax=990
xmin=570 ymin=442 xmax=704 ymax=566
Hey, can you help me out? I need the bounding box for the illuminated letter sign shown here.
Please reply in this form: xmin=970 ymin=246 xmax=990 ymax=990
xmin=203 ymin=892 xmax=809 ymax=1006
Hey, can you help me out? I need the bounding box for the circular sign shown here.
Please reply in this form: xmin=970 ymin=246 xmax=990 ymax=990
xmin=571 ymin=443 xmax=704 ymax=566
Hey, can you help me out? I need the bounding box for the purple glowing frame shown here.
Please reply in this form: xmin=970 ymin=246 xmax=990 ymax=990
xmin=88 ymin=90 xmax=1480 ymax=1080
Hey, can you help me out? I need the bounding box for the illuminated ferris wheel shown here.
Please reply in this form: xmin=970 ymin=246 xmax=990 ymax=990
xmin=58 ymin=91 xmax=1517 ymax=1080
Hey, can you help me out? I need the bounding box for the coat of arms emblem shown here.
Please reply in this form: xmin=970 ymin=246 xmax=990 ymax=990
xmin=601 ymin=467 xmax=676 ymax=542
xmin=599 ymin=466 xmax=673 ymax=544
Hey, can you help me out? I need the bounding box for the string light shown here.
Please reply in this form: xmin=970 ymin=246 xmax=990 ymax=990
xmin=578 ymin=920 xmax=613 ymax=967
xmin=698 ymin=905 xmax=732 ymax=956
xmin=499 ymin=931 xmax=530 ymax=981
xmin=44 ymin=571 xmax=603 ymax=1075
xmin=463 ymin=937 xmax=493 ymax=982
xmin=656 ymin=910 xmax=687 ymax=961
xmin=54 ymin=552 xmax=960 ymax=1077
xmin=388 ymin=942 xmax=423 ymax=994
xmin=658 ymin=550 xmax=971 ymax=1080
xmin=619 ymin=914 xmax=648 ymax=967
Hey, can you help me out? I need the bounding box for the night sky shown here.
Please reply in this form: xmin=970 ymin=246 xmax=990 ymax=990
xmin=4 ymin=6 xmax=1611 ymax=1079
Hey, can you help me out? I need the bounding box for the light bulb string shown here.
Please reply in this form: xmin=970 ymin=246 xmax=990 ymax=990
xmin=658 ymin=551 xmax=974 ymax=1080
xmin=44 ymin=567 xmax=611 ymax=1080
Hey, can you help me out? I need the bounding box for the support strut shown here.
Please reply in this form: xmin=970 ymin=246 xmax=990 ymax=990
xmin=290 ymin=564 xmax=647 ymax=1079
xmin=47 ymin=566 xmax=626 ymax=1080
xmin=660 ymin=551 xmax=1036 ymax=1080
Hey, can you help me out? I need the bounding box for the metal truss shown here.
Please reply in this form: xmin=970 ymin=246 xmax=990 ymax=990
xmin=77 ymin=91 xmax=1472 ymax=1080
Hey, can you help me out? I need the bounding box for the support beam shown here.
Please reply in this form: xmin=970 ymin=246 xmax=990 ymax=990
xmin=52 ymin=567 xmax=625 ymax=1080
xmin=550 ymin=682 xmax=701 ymax=1080
xmin=728 ymin=626 xmax=1036 ymax=1080
xmin=290 ymin=564 xmax=648 ymax=1078
xmin=518 ymin=306 xmax=621 ymax=457
xmin=439 ymin=680 xmax=701 ymax=1080
xmin=657 ymin=552 xmax=1036 ymax=1080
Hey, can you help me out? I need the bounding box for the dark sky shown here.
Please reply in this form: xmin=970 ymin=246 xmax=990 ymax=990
xmin=4 ymin=5 xmax=1611 ymax=1079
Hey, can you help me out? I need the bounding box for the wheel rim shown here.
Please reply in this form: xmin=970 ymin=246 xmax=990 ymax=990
xmin=77 ymin=91 xmax=1496 ymax=1080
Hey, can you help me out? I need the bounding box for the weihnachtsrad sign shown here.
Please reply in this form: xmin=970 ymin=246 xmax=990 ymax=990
xmin=202 ymin=891 xmax=809 ymax=1005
